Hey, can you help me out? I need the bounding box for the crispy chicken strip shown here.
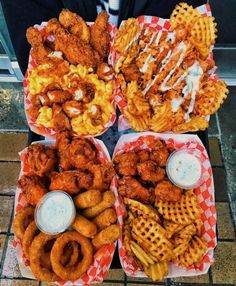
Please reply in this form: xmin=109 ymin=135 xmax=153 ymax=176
xmin=137 ymin=160 xmax=166 ymax=183
xmin=17 ymin=175 xmax=48 ymax=206
xmin=90 ymin=11 xmax=110 ymax=58
xmin=118 ymin=176 xmax=151 ymax=203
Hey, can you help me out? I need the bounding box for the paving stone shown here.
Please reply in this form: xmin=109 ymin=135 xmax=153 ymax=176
xmin=208 ymin=114 xmax=218 ymax=135
xmin=211 ymin=241 xmax=236 ymax=284
xmin=0 ymin=280 xmax=38 ymax=286
xmin=216 ymin=202 xmax=235 ymax=240
xmin=209 ymin=137 xmax=222 ymax=166
xmin=2 ymin=236 xmax=23 ymax=278
xmin=212 ymin=168 xmax=229 ymax=202
xmin=0 ymin=235 xmax=6 ymax=266
xmin=127 ymin=275 xmax=166 ymax=283
xmin=128 ymin=284 xmax=165 ymax=286
xmin=0 ymin=196 xmax=14 ymax=232
xmin=0 ymin=133 xmax=27 ymax=161
xmin=105 ymin=269 xmax=125 ymax=280
xmin=171 ymin=273 xmax=209 ymax=284
xmin=0 ymin=162 xmax=20 ymax=195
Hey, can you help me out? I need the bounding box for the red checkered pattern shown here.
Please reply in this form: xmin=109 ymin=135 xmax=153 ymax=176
xmin=24 ymin=22 xmax=117 ymax=139
xmin=112 ymin=4 xmax=220 ymax=132
xmin=13 ymin=140 xmax=120 ymax=284
xmin=113 ymin=132 xmax=217 ymax=278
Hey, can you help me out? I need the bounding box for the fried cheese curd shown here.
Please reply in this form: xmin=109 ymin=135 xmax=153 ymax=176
xmin=115 ymin=138 xmax=208 ymax=281
xmin=26 ymin=10 xmax=115 ymax=136
xmin=113 ymin=3 xmax=228 ymax=133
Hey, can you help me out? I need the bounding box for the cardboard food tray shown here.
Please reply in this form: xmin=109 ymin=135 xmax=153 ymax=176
xmin=23 ymin=22 xmax=119 ymax=138
xmin=13 ymin=138 xmax=121 ymax=285
xmin=113 ymin=132 xmax=217 ymax=278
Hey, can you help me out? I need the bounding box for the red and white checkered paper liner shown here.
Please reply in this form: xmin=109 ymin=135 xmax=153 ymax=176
xmin=13 ymin=138 xmax=121 ymax=285
xmin=23 ymin=22 xmax=119 ymax=139
xmin=112 ymin=132 xmax=217 ymax=278
xmin=111 ymin=4 xmax=219 ymax=132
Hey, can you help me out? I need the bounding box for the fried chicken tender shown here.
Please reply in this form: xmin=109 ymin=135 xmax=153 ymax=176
xmin=46 ymin=19 xmax=101 ymax=67
xmin=59 ymin=9 xmax=90 ymax=43
xmin=155 ymin=180 xmax=183 ymax=202
xmin=52 ymin=104 xmax=71 ymax=131
xmin=56 ymin=131 xmax=72 ymax=171
xmin=26 ymin=27 xmax=51 ymax=64
xmin=17 ymin=175 xmax=48 ymax=206
xmin=118 ymin=176 xmax=151 ymax=203
xmin=137 ymin=160 xmax=166 ymax=183
xmin=68 ymin=138 xmax=98 ymax=169
xmin=121 ymin=64 xmax=141 ymax=82
xmin=25 ymin=144 xmax=57 ymax=176
xmin=150 ymin=139 xmax=169 ymax=166
xmin=49 ymin=170 xmax=93 ymax=195
xmin=62 ymin=100 xmax=83 ymax=118
xmin=113 ymin=152 xmax=138 ymax=176
xmin=90 ymin=11 xmax=110 ymax=58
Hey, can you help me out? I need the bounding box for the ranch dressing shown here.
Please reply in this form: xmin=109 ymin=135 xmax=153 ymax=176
xmin=166 ymin=150 xmax=202 ymax=189
xmin=35 ymin=191 xmax=76 ymax=235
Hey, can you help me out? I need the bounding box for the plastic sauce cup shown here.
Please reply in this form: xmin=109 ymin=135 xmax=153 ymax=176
xmin=35 ymin=191 xmax=76 ymax=235
xmin=166 ymin=150 xmax=203 ymax=189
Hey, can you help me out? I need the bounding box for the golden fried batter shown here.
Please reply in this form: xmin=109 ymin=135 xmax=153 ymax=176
xmin=56 ymin=131 xmax=72 ymax=171
xmin=150 ymin=139 xmax=169 ymax=166
xmin=113 ymin=152 xmax=138 ymax=176
xmin=121 ymin=64 xmax=141 ymax=82
xmin=52 ymin=104 xmax=71 ymax=131
xmin=90 ymin=11 xmax=110 ymax=58
xmin=25 ymin=144 xmax=57 ymax=176
xmin=137 ymin=149 xmax=150 ymax=162
xmin=97 ymin=63 xmax=114 ymax=82
xmin=17 ymin=175 xmax=48 ymax=206
xmin=62 ymin=100 xmax=83 ymax=118
xmin=118 ymin=176 xmax=151 ymax=203
xmin=155 ymin=180 xmax=182 ymax=202
xmin=59 ymin=9 xmax=90 ymax=43
xmin=137 ymin=160 xmax=166 ymax=183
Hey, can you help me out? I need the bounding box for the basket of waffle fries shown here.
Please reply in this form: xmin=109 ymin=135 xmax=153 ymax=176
xmin=24 ymin=9 xmax=118 ymax=138
xmin=113 ymin=132 xmax=216 ymax=281
xmin=112 ymin=3 xmax=228 ymax=133
xmin=13 ymin=133 xmax=121 ymax=283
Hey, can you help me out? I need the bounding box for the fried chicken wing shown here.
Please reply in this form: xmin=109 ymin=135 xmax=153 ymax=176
xmin=137 ymin=160 xmax=166 ymax=183
xmin=17 ymin=175 xmax=48 ymax=206
xmin=68 ymin=138 xmax=98 ymax=169
xmin=52 ymin=104 xmax=71 ymax=131
xmin=137 ymin=149 xmax=150 ymax=162
xmin=100 ymin=162 xmax=116 ymax=189
xmin=90 ymin=11 xmax=110 ymax=58
xmin=59 ymin=9 xmax=90 ymax=43
xmin=70 ymin=77 xmax=96 ymax=104
xmin=50 ymin=170 xmax=93 ymax=195
xmin=25 ymin=144 xmax=57 ymax=176
xmin=150 ymin=139 xmax=169 ymax=166
xmin=121 ymin=64 xmax=141 ymax=82
xmin=56 ymin=131 xmax=72 ymax=171
xmin=155 ymin=180 xmax=182 ymax=202
xmin=62 ymin=100 xmax=83 ymax=118
xmin=26 ymin=27 xmax=51 ymax=64
xmin=113 ymin=152 xmax=138 ymax=176
xmin=97 ymin=63 xmax=114 ymax=82
xmin=118 ymin=176 xmax=151 ymax=203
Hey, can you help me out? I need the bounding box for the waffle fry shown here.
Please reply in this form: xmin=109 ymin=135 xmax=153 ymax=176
xmin=174 ymin=236 xmax=208 ymax=267
xmin=170 ymin=2 xmax=200 ymax=31
xmin=194 ymin=218 xmax=203 ymax=236
xmin=124 ymin=197 xmax=161 ymax=222
xmin=114 ymin=18 xmax=140 ymax=54
xmin=173 ymin=223 xmax=196 ymax=245
xmin=124 ymin=109 xmax=150 ymax=131
xmin=163 ymin=220 xmax=185 ymax=239
xmin=195 ymin=80 xmax=228 ymax=115
xmin=150 ymin=102 xmax=175 ymax=132
xmin=155 ymin=190 xmax=201 ymax=225
xmin=143 ymin=261 xmax=168 ymax=281
xmin=130 ymin=241 xmax=155 ymax=266
xmin=123 ymin=221 xmax=132 ymax=256
xmin=172 ymin=116 xmax=209 ymax=133
xmin=173 ymin=242 xmax=189 ymax=257
xmin=131 ymin=216 xmax=173 ymax=261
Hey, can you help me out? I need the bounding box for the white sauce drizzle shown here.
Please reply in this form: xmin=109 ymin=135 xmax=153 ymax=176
xmin=48 ymin=51 xmax=63 ymax=58
xmin=124 ymin=31 xmax=141 ymax=51
xmin=166 ymin=32 xmax=175 ymax=43
xmin=139 ymin=54 xmax=155 ymax=73
xmin=74 ymin=89 xmax=84 ymax=100
xmin=90 ymin=105 xmax=98 ymax=114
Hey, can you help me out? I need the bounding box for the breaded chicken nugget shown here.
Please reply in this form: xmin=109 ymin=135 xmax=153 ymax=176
xmin=72 ymin=214 xmax=97 ymax=238
xmin=92 ymin=224 xmax=120 ymax=249
xmin=74 ymin=189 xmax=102 ymax=209
xmin=92 ymin=208 xmax=117 ymax=230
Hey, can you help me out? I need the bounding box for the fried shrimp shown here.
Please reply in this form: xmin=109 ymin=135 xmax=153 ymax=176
xmin=50 ymin=231 xmax=93 ymax=280
xmin=13 ymin=206 xmax=35 ymax=240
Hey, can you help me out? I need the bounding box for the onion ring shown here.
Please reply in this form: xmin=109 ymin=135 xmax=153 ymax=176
xmin=22 ymin=221 xmax=40 ymax=260
xmin=60 ymin=241 xmax=80 ymax=267
xmin=29 ymin=233 xmax=60 ymax=282
xmin=50 ymin=231 xmax=93 ymax=280
xmin=13 ymin=206 xmax=35 ymax=240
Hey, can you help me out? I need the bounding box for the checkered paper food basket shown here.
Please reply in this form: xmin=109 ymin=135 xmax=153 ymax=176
xmin=23 ymin=22 xmax=119 ymax=139
xmin=111 ymin=4 xmax=219 ymax=132
xmin=112 ymin=132 xmax=217 ymax=278
xmin=13 ymin=138 xmax=121 ymax=285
